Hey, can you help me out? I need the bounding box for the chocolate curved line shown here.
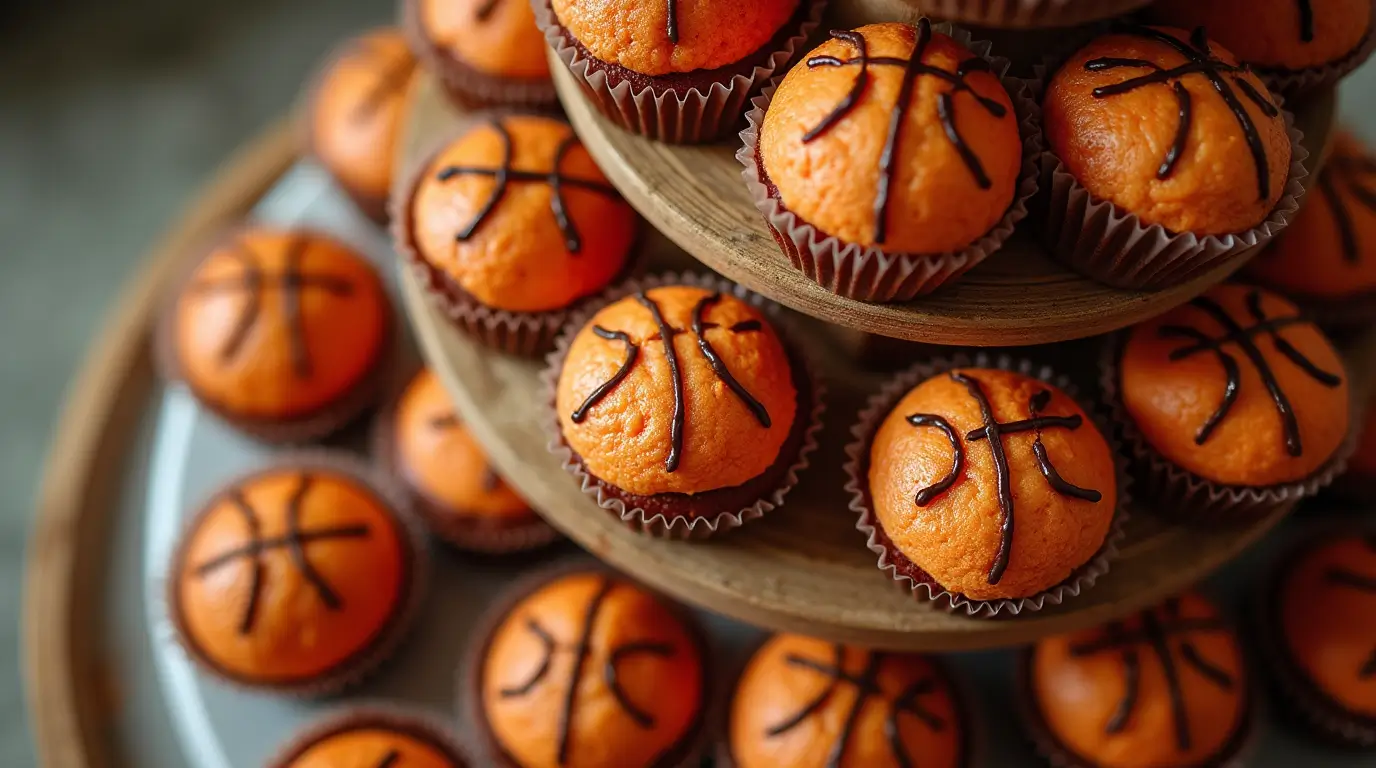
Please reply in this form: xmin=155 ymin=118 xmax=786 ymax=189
xmin=1086 ymin=26 xmax=1277 ymax=201
xmin=905 ymin=413 xmax=962 ymax=506
xmin=436 ymin=119 xmax=620 ymax=254
xmin=476 ymin=0 xmax=500 ymax=21
xmin=1159 ymin=324 xmax=1241 ymax=446
xmin=285 ymin=474 xmax=342 ymax=609
xmin=1180 ymin=641 xmax=1235 ymax=688
xmin=375 ymin=749 xmax=401 ymax=768
xmin=226 ymin=490 xmax=264 ymax=635
xmin=636 ymin=293 xmax=686 ymax=473
xmin=691 ymin=293 xmax=771 ymax=428
xmin=765 ymin=645 xmax=843 ymax=737
xmin=803 ymin=19 xmax=1008 ymax=242
xmin=666 ymin=0 xmax=679 ymax=43
xmin=604 ymin=641 xmax=676 ymax=728
xmin=1325 ymin=564 xmax=1376 ymax=678
xmin=499 ymin=618 xmax=557 ymax=697
xmin=1322 ymin=153 xmax=1376 ymax=263
xmin=1298 ymin=0 xmax=1315 ymax=42
xmin=1246 ymin=290 xmax=1342 ymax=387
xmin=555 ymin=577 xmax=614 ymax=766
xmin=570 ymin=326 xmax=639 ymax=423
xmin=1027 ymin=390 xmax=1102 ymax=502
xmin=1107 ymin=649 xmax=1139 ymax=733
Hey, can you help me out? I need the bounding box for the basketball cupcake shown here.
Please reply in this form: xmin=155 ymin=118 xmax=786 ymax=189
xmin=394 ymin=114 xmax=637 ymax=355
xmin=725 ymin=634 xmax=970 ymax=768
xmin=1334 ymin=403 xmax=1376 ymax=500
xmin=739 ymin=20 xmax=1040 ymax=302
xmin=1258 ymin=528 xmax=1376 ymax=747
xmin=159 ymin=227 xmax=392 ymax=443
xmin=306 ymin=29 xmax=417 ymax=222
xmin=270 ymin=707 xmax=470 ymax=767
xmin=166 ymin=456 xmax=424 ymax=695
xmin=1103 ymin=283 xmax=1354 ymax=520
xmin=1150 ymin=0 xmax=1375 ymax=94
xmin=1020 ymin=592 xmax=1256 ymax=768
xmin=1246 ymin=130 xmax=1376 ymax=325
xmin=1041 ymin=25 xmax=1306 ymax=289
xmin=534 ymin=0 xmax=825 ymax=143
xmin=402 ymin=0 xmax=555 ymax=109
xmin=548 ymin=274 xmax=823 ymax=538
xmin=376 ymin=367 xmax=559 ymax=553
xmin=846 ymin=356 xmax=1125 ymax=616
xmin=464 ymin=568 xmax=708 ymax=767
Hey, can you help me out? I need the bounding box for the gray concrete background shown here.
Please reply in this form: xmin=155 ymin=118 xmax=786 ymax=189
xmin=3 ymin=1 xmax=1376 ymax=765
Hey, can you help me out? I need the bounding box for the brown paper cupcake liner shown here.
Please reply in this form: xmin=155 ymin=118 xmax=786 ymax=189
xmin=370 ymin=368 xmax=562 ymax=554
xmin=1257 ymin=23 xmax=1376 ymax=97
xmin=267 ymin=704 xmax=474 ymax=766
xmin=843 ymin=352 xmax=1131 ymax=618
xmin=457 ymin=560 xmax=711 ymax=768
xmin=162 ymin=451 xmax=431 ymax=697
xmin=737 ymin=22 xmax=1043 ymax=303
xmin=1034 ymin=58 xmax=1311 ymax=290
xmin=910 ymin=0 xmax=1153 ymax=28
xmin=1098 ymin=331 xmax=1361 ymax=522
xmin=153 ymin=226 xmax=398 ymax=445
xmin=534 ymin=0 xmax=826 ymax=144
xmin=541 ymin=271 xmax=826 ymax=540
xmin=401 ymin=0 xmax=559 ymax=111
xmin=1015 ymin=644 xmax=1261 ymax=768
xmin=1254 ymin=523 xmax=1376 ymax=749
xmin=389 ymin=121 xmax=643 ymax=358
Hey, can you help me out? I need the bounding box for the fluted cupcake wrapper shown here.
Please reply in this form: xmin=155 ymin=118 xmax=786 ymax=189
xmin=402 ymin=0 xmax=560 ymax=111
xmin=1253 ymin=523 xmax=1376 ymax=749
xmin=737 ymin=21 xmax=1043 ymax=303
xmin=457 ymin=560 xmax=712 ymax=768
xmin=886 ymin=0 xmax=1152 ymax=29
xmin=161 ymin=451 xmax=431 ymax=697
xmin=843 ymin=352 xmax=1132 ymax=618
xmin=534 ymin=0 xmax=827 ymax=144
xmin=267 ymin=704 xmax=475 ymax=767
xmin=1256 ymin=25 xmax=1376 ymax=97
xmin=541 ymin=271 xmax=826 ymax=540
xmin=1097 ymin=331 xmax=1361 ymax=522
xmin=154 ymin=225 xmax=399 ymax=445
xmin=389 ymin=117 xmax=644 ymax=358
xmin=1033 ymin=58 xmax=1311 ymax=290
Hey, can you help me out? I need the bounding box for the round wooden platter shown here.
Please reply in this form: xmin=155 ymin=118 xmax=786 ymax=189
xmin=545 ymin=58 xmax=1338 ymax=346
xmin=400 ymin=76 xmax=1376 ymax=651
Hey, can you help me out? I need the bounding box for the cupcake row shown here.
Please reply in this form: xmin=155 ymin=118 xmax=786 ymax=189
xmin=251 ymin=525 xmax=1376 ymax=768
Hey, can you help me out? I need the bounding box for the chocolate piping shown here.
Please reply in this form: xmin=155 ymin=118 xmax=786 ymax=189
xmin=1159 ymin=290 xmax=1341 ymax=458
xmin=498 ymin=618 xmax=557 ymax=697
xmin=1321 ymin=153 xmax=1376 ymax=263
xmin=1028 ymin=390 xmax=1103 ymax=503
xmin=189 ymin=234 xmax=355 ymax=379
xmin=570 ymin=327 xmax=640 ymax=423
xmin=476 ymin=0 xmax=500 ymax=22
xmin=1069 ymin=598 xmax=1233 ymax=751
xmin=192 ymin=473 xmax=373 ymax=634
xmin=1085 ymin=26 xmax=1279 ymax=201
xmin=666 ymin=0 xmax=679 ymax=44
xmin=766 ymin=645 xmax=945 ymax=767
xmin=604 ymin=641 xmax=675 ymax=727
xmin=1298 ymin=0 xmax=1315 ymax=42
xmin=1325 ymin=559 xmax=1376 ymax=678
xmin=375 ymin=750 xmax=401 ymax=768
xmin=905 ymin=414 xmax=963 ymax=506
xmin=348 ymin=38 xmax=417 ymax=124
xmin=435 ymin=118 xmax=620 ymax=254
xmin=802 ymin=20 xmax=1009 ymax=243
xmin=692 ymin=293 xmax=771 ymax=428
xmin=637 ymin=293 xmax=688 ymax=473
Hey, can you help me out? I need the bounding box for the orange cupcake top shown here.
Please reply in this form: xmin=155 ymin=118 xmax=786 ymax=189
xmin=174 ymin=228 xmax=389 ymax=421
xmin=1120 ymin=284 xmax=1349 ymax=487
xmin=409 ymin=115 xmax=635 ymax=313
xmin=1044 ymin=26 xmax=1291 ymax=236
xmin=730 ymin=635 xmax=964 ymax=768
xmin=285 ymin=722 xmax=464 ymax=768
xmin=394 ymin=367 xmax=529 ymax=519
xmin=555 ymin=285 xmax=798 ymax=496
xmin=868 ymin=368 xmax=1116 ymax=602
xmin=1246 ymin=130 xmax=1376 ymax=298
xmin=480 ymin=572 xmax=704 ymax=768
xmin=1278 ymin=532 xmax=1376 ymax=718
xmin=419 ymin=0 xmax=550 ymax=80
xmin=309 ymin=29 xmax=417 ymax=211
xmin=174 ymin=468 xmax=409 ymax=684
xmin=1150 ymin=0 xmax=1371 ymax=70
xmin=551 ymin=0 xmax=798 ymax=76
xmin=761 ymin=21 xmax=1020 ymax=254
xmin=1031 ymin=593 xmax=1248 ymax=768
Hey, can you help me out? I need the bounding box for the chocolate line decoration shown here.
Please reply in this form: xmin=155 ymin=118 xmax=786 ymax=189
xmin=1323 ymin=535 xmax=1376 ymax=678
xmin=802 ymin=20 xmax=1009 ymax=244
xmin=375 ymin=749 xmax=401 ymax=768
xmin=1297 ymin=0 xmax=1315 ymax=43
xmin=765 ymin=644 xmax=946 ymax=767
xmin=192 ymin=474 xmax=372 ymax=635
xmin=476 ymin=0 xmax=501 ymax=22
xmin=434 ymin=118 xmax=621 ymax=254
xmin=1158 ymin=289 xmax=1341 ymax=457
xmin=1068 ymin=597 xmax=1235 ymax=752
xmin=666 ymin=0 xmax=680 ymax=44
xmin=1085 ymin=26 xmax=1280 ymax=200
xmin=570 ymin=291 xmax=771 ymax=474
xmin=1319 ymin=150 xmax=1376 ymax=263
xmin=907 ymin=372 xmax=1101 ymax=585
xmin=427 ymin=411 xmax=502 ymax=492
xmin=188 ymin=234 xmax=356 ymax=379
xmin=495 ymin=577 xmax=678 ymax=766
xmin=348 ymin=36 xmax=417 ymax=124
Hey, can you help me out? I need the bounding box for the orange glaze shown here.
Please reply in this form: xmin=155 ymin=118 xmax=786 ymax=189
xmin=1150 ymin=0 xmax=1372 ymax=70
xmin=761 ymin=23 xmax=1020 ymax=254
xmin=420 ymin=0 xmax=550 ymax=79
xmin=555 ymin=285 xmax=797 ymax=496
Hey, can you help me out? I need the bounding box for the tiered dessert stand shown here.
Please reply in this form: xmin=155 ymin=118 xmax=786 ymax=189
xmin=23 ymin=0 xmax=1376 ymax=765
